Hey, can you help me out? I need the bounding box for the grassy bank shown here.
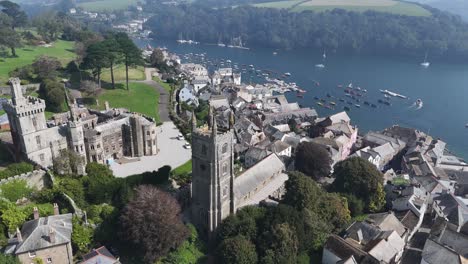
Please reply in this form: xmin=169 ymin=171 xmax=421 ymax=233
xmin=0 ymin=40 xmax=76 ymax=84
xmin=101 ymin=65 xmax=145 ymax=83
xmin=87 ymin=82 xmax=160 ymax=122
xmin=78 ymin=0 xmax=139 ymax=11
xmin=255 ymin=0 xmax=431 ymax=16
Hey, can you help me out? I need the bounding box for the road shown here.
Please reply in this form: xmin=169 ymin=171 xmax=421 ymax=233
xmin=140 ymin=68 xmax=171 ymax=122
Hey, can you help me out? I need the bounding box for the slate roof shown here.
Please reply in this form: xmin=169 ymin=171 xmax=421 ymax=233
xmin=11 ymin=214 xmax=73 ymax=254
xmin=394 ymin=210 xmax=419 ymax=232
xmin=323 ymin=235 xmax=379 ymax=264
xmin=421 ymin=239 xmax=462 ymax=264
xmin=328 ymin=111 xmax=351 ymax=124
xmin=433 ymin=193 xmax=468 ymax=229
xmin=234 ymin=154 xmax=285 ymax=200
xmin=269 ymin=141 xmax=291 ymax=154
xmin=366 ymin=212 xmax=407 ymax=237
xmin=81 ymin=246 xmax=119 ymax=264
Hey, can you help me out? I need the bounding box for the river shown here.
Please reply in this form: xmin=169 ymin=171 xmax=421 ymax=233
xmin=134 ymin=38 xmax=468 ymax=159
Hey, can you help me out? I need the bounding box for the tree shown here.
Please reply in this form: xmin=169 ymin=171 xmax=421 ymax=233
xmin=217 ymin=206 xmax=266 ymax=242
xmin=0 ymin=1 xmax=27 ymax=30
xmin=32 ymin=56 xmax=62 ymax=80
xmin=115 ymin=32 xmax=143 ymax=90
xmin=0 ymin=200 xmax=27 ymax=232
xmin=0 ymin=179 xmax=33 ymax=202
xmin=39 ymin=79 xmax=65 ymax=112
xmin=0 ymin=253 xmax=20 ymax=264
xmin=81 ymin=42 xmax=109 ymax=87
xmin=101 ymin=37 xmax=121 ymax=89
xmin=0 ymin=162 xmax=33 ymax=180
xmin=343 ymin=193 xmax=365 ymax=217
xmin=34 ymin=12 xmax=62 ymax=42
xmin=71 ymin=217 xmax=93 ymax=253
xmin=120 ymin=185 xmax=189 ymax=263
xmin=59 ymin=178 xmax=85 ymax=207
xmin=84 ymin=163 xmax=118 ymax=204
xmin=283 ymin=171 xmax=321 ymax=212
xmin=331 ymin=157 xmax=386 ymax=212
xmin=0 ymin=13 xmax=21 ymax=56
xmin=295 ymin=142 xmax=332 ymax=179
xmin=216 ymin=235 xmax=257 ymax=264
xmin=260 ymin=223 xmax=298 ymax=264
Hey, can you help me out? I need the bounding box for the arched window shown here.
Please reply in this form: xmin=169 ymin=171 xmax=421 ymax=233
xmin=222 ymin=143 xmax=228 ymax=154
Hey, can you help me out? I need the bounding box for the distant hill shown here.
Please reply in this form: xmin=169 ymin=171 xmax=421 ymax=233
xmin=410 ymin=0 xmax=468 ymax=20
xmin=254 ymin=0 xmax=431 ymax=16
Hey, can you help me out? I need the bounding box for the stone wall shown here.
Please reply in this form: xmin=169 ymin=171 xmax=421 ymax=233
xmin=0 ymin=169 xmax=48 ymax=190
xmin=0 ymin=84 xmax=40 ymax=96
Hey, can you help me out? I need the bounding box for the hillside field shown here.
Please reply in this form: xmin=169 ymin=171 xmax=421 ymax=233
xmin=0 ymin=40 xmax=76 ymax=85
xmin=254 ymin=0 xmax=431 ymax=16
xmin=77 ymin=0 xmax=139 ymax=11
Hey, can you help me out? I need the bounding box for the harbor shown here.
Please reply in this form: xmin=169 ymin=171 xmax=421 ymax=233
xmin=135 ymin=37 xmax=468 ymax=159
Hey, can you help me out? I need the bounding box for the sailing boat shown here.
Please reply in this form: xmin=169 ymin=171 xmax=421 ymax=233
xmin=316 ymin=50 xmax=326 ymax=68
xmin=420 ymin=51 xmax=430 ymax=67
xmin=217 ymin=35 xmax=226 ymax=47
xmin=176 ymin=33 xmax=186 ymax=43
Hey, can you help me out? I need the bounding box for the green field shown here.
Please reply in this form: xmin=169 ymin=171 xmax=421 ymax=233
xmin=255 ymin=0 xmax=431 ymax=16
xmin=172 ymin=160 xmax=192 ymax=176
xmin=78 ymin=0 xmax=139 ymax=11
xmin=88 ymin=83 xmax=160 ymax=122
xmin=101 ymin=65 xmax=146 ymax=83
xmin=0 ymin=40 xmax=76 ymax=84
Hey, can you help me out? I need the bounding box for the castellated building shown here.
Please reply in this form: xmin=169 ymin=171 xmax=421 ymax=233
xmin=191 ymin=111 xmax=288 ymax=239
xmin=2 ymin=78 xmax=158 ymax=174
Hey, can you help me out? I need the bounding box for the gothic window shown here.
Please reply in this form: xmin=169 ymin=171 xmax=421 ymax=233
xmin=32 ymin=117 xmax=37 ymax=128
xmin=147 ymin=140 xmax=151 ymax=146
xmin=222 ymin=163 xmax=228 ymax=175
xmin=35 ymin=136 xmax=41 ymax=147
xmin=147 ymin=131 xmax=150 ymax=135
xmin=201 ymin=144 xmax=207 ymax=155
xmin=91 ymin=145 xmax=95 ymax=150
xmin=222 ymin=143 xmax=228 ymax=153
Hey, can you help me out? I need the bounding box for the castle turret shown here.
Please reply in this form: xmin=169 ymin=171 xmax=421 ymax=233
xmin=67 ymin=121 xmax=87 ymax=175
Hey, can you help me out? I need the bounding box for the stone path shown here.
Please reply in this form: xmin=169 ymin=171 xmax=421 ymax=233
xmin=137 ymin=68 xmax=170 ymax=122
xmin=110 ymin=122 xmax=191 ymax=177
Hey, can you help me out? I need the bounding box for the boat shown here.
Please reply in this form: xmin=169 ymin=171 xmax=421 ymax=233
xmin=465 ymin=123 xmax=468 ymax=128
xmin=226 ymin=60 xmax=232 ymax=63
xmin=339 ymin=98 xmax=345 ymax=102
xmin=330 ymin=102 xmax=336 ymax=106
xmin=347 ymin=83 xmax=353 ymax=89
xmin=314 ymin=81 xmax=320 ymax=87
xmin=315 ymin=64 xmax=325 ymax=68
xmin=364 ymin=101 xmax=370 ymax=105
xmin=355 ymin=104 xmax=361 ymax=108
xmin=285 ymin=72 xmax=291 ymax=76
xmin=314 ymin=96 xmax=319 ymax=100
xmin=323 ymin=50 xmax=327 ymax=59
xmin=415 ymin=99 xmax=423 ymax=109
xmin=421 ymin=51 xmax=430 ymax=67
xmin=326 ymin=93 xmax=331 ymax=98
xmin=273 ymin=52 xmax=278 ymax=55
xmin=317 ymin=102 xmax=324 ymax=106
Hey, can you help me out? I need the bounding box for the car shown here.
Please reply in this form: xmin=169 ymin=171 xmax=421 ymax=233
xmin=184 ymin=143 xmax=191 ymax=149
xmin=177 ymin=135 xmax=184 ymax=140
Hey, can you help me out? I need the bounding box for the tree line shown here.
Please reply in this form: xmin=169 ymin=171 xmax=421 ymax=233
xmin=144 ymin=4 xmax=468 ymax=60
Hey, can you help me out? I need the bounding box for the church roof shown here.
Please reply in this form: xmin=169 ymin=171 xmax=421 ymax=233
xmin=234 ymin=154 xmax=285 ymax=200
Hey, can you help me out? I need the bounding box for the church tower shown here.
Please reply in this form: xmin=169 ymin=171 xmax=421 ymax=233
xmin=191 ymin=110 xmax=235 ymax=239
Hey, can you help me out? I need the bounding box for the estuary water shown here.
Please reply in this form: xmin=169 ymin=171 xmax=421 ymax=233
xmin=135 ymin=38 xmax=468 ymax=159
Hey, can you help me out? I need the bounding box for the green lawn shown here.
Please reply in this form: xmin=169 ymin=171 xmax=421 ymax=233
xmin=101 ymin=65 xmax=145 ymax=83
xmin=255 ymin=0 xmax=431 ymax=16
xmin=0 ymin=40 xmax=76 ymax=84
xmin=172 ymin=160 xmax=192 ymax=175
xmin=77 ymin=0 xmax=139 ymax=11
xmin=88 ymin=83 xmax=160 ymax=122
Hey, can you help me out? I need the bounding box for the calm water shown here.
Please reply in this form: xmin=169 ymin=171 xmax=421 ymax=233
xmin=135 ymin=38 xmax=468 ymax=159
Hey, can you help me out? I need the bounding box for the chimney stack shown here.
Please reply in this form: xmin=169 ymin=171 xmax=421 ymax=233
xmin=49 ymin=228 xmax=56 ymax=244
xmin=16 ymin=228 xmax=22 ymax=243
xmin=53 ymin=203 xmax=59 ymax=215
xmin=33 ymin=207 xmax=39 ymax=220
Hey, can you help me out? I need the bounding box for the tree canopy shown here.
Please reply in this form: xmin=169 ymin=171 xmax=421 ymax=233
xmin=216 ymin=235 xmax=258 ymax=264
xmin=295 ymin=142 xmax=332 ymax=179
xmin=331 ymin=157 xmax=386 ymax=212
xmin=120 ymin=185 xmax=189 ymax=263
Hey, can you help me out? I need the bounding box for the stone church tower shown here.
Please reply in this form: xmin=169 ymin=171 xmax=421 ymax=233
xmin=191 ymin=111 xmax=235 ymax=239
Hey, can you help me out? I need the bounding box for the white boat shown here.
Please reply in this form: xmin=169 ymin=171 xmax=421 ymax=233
xmin=323 ymin=50 xmax=327 ymax=59
xmin=415 ymin=99 xmax=423 ymax=109
xmin=315 ymin=64 xmax=325 ymax=68
xmin=421 ymin=52 xmax=430 ymax=67
xmin=218 ymin=43 xmax=226 ymax=47
xmin=285 ymin=72 xmax=291 ymax=76
xmin=273 ymin=52 xmax=278 ymax=55
xmin=226 ymin=60 xmax=232 ymax=63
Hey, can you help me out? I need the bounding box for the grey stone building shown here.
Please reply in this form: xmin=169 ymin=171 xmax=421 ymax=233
xmin=2 ymin=78 xmax=158 ymax=174
xmin=191 ymin=111 xmax=287 ymax=239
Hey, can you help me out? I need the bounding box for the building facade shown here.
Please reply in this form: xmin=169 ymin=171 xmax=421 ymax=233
xmin=2 ymin=78 xmax=158 ymax=174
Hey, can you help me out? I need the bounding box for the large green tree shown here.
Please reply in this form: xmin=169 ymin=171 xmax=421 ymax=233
xmin=295 ymin=142 xmax=332 ymax=179
xmin=0 ymin=0 xmax=27 ymax=29
xmin=0 ymin=13 xmax=21 ymax=56
xmin=216 ymin=235 xmax=258 ymax=264
xmin=331 ymin=157 xmax=386 ymax=212
xmin=81 ymin=42 xmax=110 ymax=87
xmin=39 ymin=79 xmax=65 ymax=112
xmin=115 ymin=32 xmax=143 ymax=90
xmin=102 ymin=37 xmax=121 ymax=89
